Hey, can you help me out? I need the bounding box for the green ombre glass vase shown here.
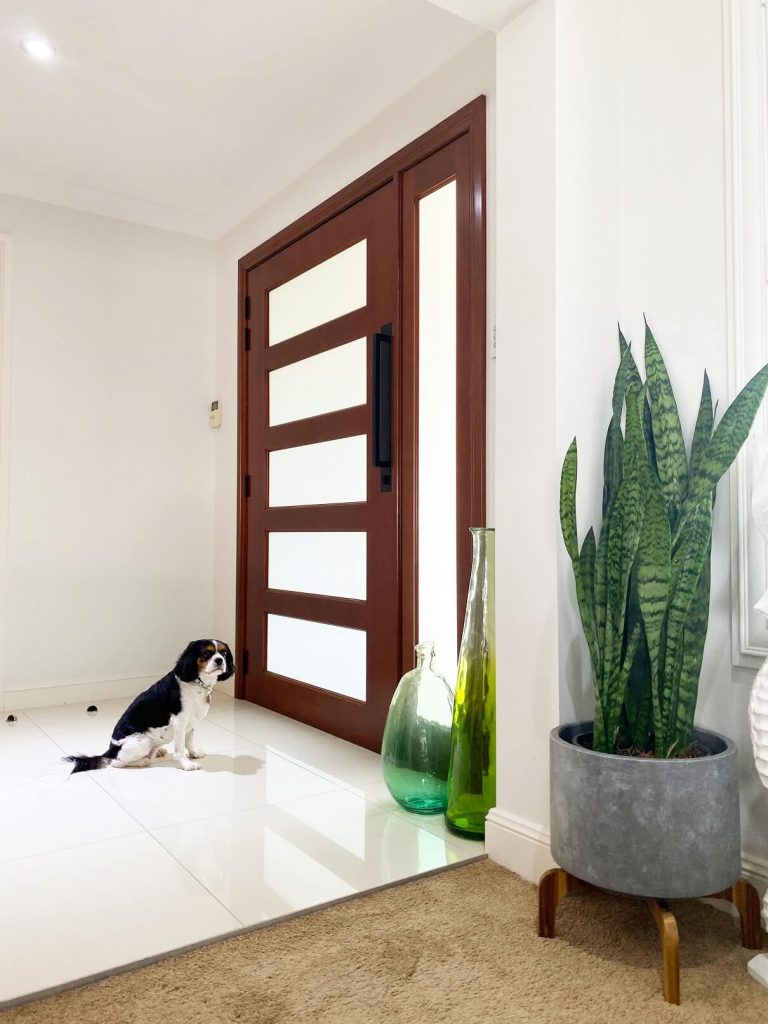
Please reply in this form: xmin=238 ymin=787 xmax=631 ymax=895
xmin=381 ymin=642 xmax=454 ymax=814
xmin=445 ymin=527 xmax=496 ymax=838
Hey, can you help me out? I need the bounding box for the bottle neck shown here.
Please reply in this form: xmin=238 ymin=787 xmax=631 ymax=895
xmin=415 ymin=642 xmax=435 ymax=670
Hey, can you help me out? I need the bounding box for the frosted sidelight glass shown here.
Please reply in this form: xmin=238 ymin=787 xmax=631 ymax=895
xmin=269 ymin=240 xmax=367 ymax=345
xmin=269 ymin=339 xmax=367 ymax=426
xmin=267 ymin=614 xmax=366 ymax=700
xmin=417 ymin=181 xmax=458 ymax=681
xmin=268 ymin=532 xmax=366 ymax=599
xmin=269 ymin=435 xmax=367 ymax=507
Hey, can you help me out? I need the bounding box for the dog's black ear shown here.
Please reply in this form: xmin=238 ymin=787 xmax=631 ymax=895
xmin=175 ymin=641 xmax=200 ymax=682
xmin=220 ymin=644 xmax=235 ymax=681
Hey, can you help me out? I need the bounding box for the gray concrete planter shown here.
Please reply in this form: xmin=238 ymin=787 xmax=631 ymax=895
xmin=550 ymin=722 xmax=741 ymax=899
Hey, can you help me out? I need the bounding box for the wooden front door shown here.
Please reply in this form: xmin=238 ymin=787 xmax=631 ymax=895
xmin=240 ymin=184 xmax=399 ymax=751
xmin=237 ymin=98 xmax=487 ymax=754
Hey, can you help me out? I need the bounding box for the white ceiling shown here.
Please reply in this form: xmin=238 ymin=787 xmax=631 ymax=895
xmin=0 ymin=0 xmax=489 ymax=238
xmin=426 ymin=0 xmax=534 ymax=33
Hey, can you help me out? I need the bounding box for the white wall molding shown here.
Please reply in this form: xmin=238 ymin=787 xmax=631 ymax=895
xmin=725 ymin=0 xmax=768 ymax=667
xmin=742 ymin=850 xmax=768 ymax=893
xmin=4 ymin=673 xmax=240 ymax=712
xmin=3 ymin=674 xmax=156 ymax=712
xmin=485 ymin=807 xmax=556 ymax=884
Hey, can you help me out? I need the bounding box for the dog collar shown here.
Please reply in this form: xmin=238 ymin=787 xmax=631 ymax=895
xmin=176 ymin=674 xmax=216 ymax=696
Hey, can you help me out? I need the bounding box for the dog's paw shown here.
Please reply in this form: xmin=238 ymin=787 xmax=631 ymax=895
xmin=155 ymin=747 xmax=168 ymax=758
xmin=179 ymin=759 xmax=201 ymax=771
xmin=188 ymin=749 xmax=206 ymax=759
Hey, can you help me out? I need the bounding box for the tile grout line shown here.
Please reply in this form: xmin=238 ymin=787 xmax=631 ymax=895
xmin=13 ymin=708 xmax=247 ymax=926
xmin=74 ymin=774 xmax=249 ymax=930
xmin=21 ymin=700 xmax=479 ymax=874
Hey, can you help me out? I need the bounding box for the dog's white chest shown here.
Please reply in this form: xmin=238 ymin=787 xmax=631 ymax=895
xmin=180 ymin=683 xmax=212 ymax=725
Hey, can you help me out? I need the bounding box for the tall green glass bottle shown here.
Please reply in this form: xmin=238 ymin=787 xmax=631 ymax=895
xmin=445 ymin=527 xmax=496 ymax=838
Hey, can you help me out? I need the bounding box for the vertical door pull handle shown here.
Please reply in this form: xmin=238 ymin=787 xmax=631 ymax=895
xmin=372 ymin=323 xmax=392 ymax=492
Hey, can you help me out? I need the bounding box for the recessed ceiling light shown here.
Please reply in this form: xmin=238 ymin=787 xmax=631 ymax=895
xmin=20 ymin=37 xmax=56 ymax=61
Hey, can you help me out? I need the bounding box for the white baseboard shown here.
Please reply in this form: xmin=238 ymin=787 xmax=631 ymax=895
xmin=484 ymin=807 xmax=556 ymax=884
xmin=3 ymin=675 xmax=158 ymax=712
xmin=742 ymin=851 xmax=768 ymax=894
xmin=485 ymin=806 xmax=768 ymax=894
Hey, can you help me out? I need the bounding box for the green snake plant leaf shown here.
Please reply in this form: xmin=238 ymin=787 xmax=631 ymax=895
xmin=689 ymin=371 xmax=714 ymax=483
xmin=602 ymin=340 xmax=640 ymax=518
xmin=578 ymin=528 xmax=599 ymax=672
xmin=619 ymin=619 xmax=642 ymax=715
xmin=600 ymin=389 xmax=646 ymax=748
xmin=560 ymin=439 xmax=579 ymax=562
xmin=663 ymin=639 xmax=686 ymax=758
xmin=560 ymin=441 xmax=600 ymax=680
xmin=622 ymin=627 xmax=653 ymax=751
xmin=662 ymin=498 xmax=713 ymax=747
xmin=636 ymin=475 xmax=671 ymax=748
xmin=594 ymin=514 xmax=609 ymax=681
xmin=602 ymin=418 xmax=623 ymax=520
xmin=618 ymin=328 xmax=643 ymax=399
xmin=645 ymin=320 xmax=688 ymax=516
xmin=685 ymin=362 xmax=768 ymax=510
xmin=671 ymin=546 xmax=711 ymax=753
xmin=643 ymin=397 xmax=658 ymax=475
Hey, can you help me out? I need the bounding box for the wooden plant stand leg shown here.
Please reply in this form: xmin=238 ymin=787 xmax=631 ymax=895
xmin=648 ymin=900 xmax=680 ymax=1006
xmin=708 ymin=880 xmax=763 ymax=950
xmin=537 ymin=868 xmax=588 ymax=938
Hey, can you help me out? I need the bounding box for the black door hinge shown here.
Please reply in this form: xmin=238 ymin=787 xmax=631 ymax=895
xmin=244 ymin=326 xmax=251 ymax=351
xmin=243 ymin=294 xmax=251 ymax=321
xmin=244 ymin=474 xmax=251 ymax=498
xmin=242 ymin=650 xmax=249 ymax=675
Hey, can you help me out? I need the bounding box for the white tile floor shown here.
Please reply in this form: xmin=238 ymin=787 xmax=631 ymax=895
xmin=0 ymin=693 xmax=484 ymax=1007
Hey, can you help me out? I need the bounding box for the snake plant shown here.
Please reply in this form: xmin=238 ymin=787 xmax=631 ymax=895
xmin=561 ymin=321 xmax=768 ymax=757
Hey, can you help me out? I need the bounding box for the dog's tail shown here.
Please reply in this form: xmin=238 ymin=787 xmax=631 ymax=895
xmin=64 ymin=742 xmax=120 ymax=774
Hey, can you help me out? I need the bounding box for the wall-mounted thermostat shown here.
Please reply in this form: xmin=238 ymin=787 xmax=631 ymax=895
xmin=209 ymin=400 xmax=222 ymax=428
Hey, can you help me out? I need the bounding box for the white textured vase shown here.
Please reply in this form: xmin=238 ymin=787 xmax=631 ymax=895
xmin=748 ymin=437 xmax=768 ymax=977
xmin=750 ymin=661 xmax=768 ymax=932
xmin=749 ymin=658 xmax=768 ymax=789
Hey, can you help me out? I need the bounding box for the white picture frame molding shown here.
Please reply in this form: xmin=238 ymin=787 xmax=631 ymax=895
xmin=725 ymin=0 xmax=768 ymax=667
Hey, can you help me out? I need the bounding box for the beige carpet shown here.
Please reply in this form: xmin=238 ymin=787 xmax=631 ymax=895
xmin=3 ymin=860 xmax=768 ymax=1024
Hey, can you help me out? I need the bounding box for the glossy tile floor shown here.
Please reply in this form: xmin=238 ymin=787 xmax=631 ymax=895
xmin=0 ymin=693 xmax=484 ymax=1006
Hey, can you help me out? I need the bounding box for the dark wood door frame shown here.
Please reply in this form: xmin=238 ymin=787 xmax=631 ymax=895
xmin=236 ymin=96 xmax=487 ymax=736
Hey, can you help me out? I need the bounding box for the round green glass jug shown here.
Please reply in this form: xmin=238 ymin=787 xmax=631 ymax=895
xmin=381 ymin=642 xmax=454 ymax=814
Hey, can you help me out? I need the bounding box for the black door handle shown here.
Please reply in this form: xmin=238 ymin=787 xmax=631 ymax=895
xmin=372 ymin=323 xmax=392 ymax=492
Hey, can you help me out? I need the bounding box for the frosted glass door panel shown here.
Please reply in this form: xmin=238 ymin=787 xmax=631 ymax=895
xmin=267 ymin=614 xmax=366 ymax=700
xmin=269 ymin=240 xmax=367 ymax=346
xmin=269 ymin=339 xmax=367 ymax=426
xmin=269 ymin=435 xmax=367 ymax=507
xmin=268 ymin=532 xmax=366 ymax=599
xmin=418 ymin=181 xmax=458 ymax=681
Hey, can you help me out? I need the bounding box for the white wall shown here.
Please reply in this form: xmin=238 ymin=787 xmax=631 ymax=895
xmin=491 ymin=0 xmax=768 ymax=883
xmin=0 ymin=194 xmax=216 ymax=709
xmin=213 ymin=35 xmax=497 ymax=694
xmin=485 ymin=0 xmax=560 ymax=880
xmin=556 ymin=0 xmax=768 ymax=873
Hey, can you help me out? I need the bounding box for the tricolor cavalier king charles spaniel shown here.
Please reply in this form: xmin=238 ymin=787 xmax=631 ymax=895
xmin=65 ymin=639 xmax=234 ymax=774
